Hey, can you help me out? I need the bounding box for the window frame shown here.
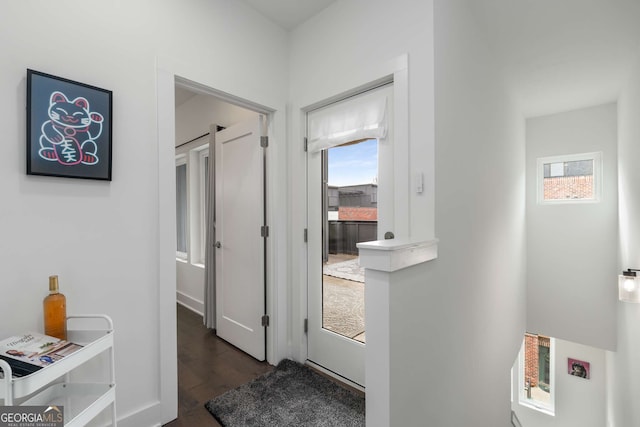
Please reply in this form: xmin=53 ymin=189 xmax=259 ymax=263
xmin=196 ymin=145 xmax=209 ymax=266
xmin=175 ymin=155 xmax=188 ymax=261
xmin=536 ymin=151 xmax=602 ymax=204
xmin=518 ymin=335 xmax=555 ymax=416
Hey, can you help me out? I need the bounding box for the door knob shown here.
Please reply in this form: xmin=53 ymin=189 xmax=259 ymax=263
xmin=215 ymin=241 xmax=222 ymax=248
xmin=384 ymin=231 xmax=394 ymax=240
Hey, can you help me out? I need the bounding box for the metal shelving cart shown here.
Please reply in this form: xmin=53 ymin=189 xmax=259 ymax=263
xmin=0 ymin=315 xmax=116 ymax=426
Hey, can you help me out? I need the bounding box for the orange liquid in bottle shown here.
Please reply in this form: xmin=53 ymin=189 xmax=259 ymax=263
xmin=43 ymin=275 xmax=67 ymax=340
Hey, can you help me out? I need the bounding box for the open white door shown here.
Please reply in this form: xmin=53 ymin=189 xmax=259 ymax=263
xmin=215 ymin=115 xmax=266 ymax=361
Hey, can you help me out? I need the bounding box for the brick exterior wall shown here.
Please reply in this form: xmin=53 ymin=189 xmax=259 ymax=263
xmin=524 ymin=334 xmax=551 ymax=388
xmin=543 ymin=175 xmax=593 ymax=200
xmin=524 ymin=334 xmax=539 ymax=388
xmin=338 ymin=206 xmax=378 ymax=221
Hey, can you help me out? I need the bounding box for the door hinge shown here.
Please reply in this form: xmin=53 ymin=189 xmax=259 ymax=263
xmin=261 ymin=225 xmax=269 ymax=237
xmin=262 ymin=315 xmax=270 ymax=327
xmin=304 ymin=137 xmax=308 ymax=152
xmin=260 ymin=136 xmax=269 ymax=148
xmin=303 ymin=228 xmax=308 ymax=243
xmin=304 ymin=318 xmax=308 ymax=334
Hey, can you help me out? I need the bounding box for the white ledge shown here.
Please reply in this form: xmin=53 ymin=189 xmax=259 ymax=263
xmin=357 ymin=238 xmax=438 ymax=272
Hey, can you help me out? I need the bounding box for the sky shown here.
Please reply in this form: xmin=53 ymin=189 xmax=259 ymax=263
xmin=327 ymin=139 xmax=378 ymax=187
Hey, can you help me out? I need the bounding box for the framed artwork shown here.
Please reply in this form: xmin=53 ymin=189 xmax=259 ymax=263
xmin=27 ymin=69 xmax=112 ymax=181
xmin=568 ymin=358 xmax=590 ymax=379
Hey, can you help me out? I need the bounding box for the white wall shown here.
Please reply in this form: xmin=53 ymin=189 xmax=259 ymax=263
xmin=289 ymin=0 xmax=526 ymax=425
xmin=0 ymin=1 xmax=288 ymax=425
xmin=526 ymin=104 xmax=618 ymax=351
xmin=512 ymin=339 xmax=607 ymax=427
xmin=174 ymin=94 xmax=257 ymax=315
xmin=429 ymin=1 xmax=527 ymax=425
xmin=608 ymin=52 xmax=640 ymax=427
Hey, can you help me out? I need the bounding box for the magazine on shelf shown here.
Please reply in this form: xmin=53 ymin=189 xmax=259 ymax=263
xmin=0 ymin=332 xmax=83 ymax=377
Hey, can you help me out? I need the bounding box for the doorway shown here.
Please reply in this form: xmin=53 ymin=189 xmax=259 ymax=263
xmin=158 ymin=66 xmax=287 ymax=423
xmin=173 ymin=84 xmax=270 ymax=363
xmin=173 ymin=85 xmax=259 ymax=319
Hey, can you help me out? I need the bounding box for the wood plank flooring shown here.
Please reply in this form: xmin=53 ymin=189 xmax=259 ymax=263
xmin=163 ymin=304 xmax=273 ymax=427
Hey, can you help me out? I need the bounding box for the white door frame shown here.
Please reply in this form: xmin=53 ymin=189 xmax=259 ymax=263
xmin=156 ymin=63 xmax=285 ymax=424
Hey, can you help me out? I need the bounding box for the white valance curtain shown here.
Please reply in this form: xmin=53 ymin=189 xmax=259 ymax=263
xmin=307 ymin=86 xmax=390 ymax=153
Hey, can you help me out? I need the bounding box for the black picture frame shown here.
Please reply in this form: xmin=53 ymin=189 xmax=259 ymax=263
xmin=27 ymin=69 xmax=112 ymax=181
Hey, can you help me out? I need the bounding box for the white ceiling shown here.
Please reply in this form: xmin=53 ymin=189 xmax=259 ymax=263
xmin=467 ymin=0 xmax=640 ymax=117
xmin=241 ymin=0 xmax=336 ymax=30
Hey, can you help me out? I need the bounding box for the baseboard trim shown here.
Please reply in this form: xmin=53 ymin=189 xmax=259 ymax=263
xmin=176 ymin=291 xmax=204 ymax=316
xmin=116 ymin=401 xmax=162 ymax=427
xmin=305 ymin=360 xmax=365 ymax=393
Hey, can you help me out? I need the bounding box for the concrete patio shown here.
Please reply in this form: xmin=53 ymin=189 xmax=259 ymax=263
xmin=322 ymin=255 xmax=365 ymax=343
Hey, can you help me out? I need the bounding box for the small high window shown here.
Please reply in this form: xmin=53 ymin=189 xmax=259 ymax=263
xmin=537 ymin=152 xmax=602 ymax=204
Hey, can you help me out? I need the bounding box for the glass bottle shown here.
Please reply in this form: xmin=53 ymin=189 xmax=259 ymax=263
xmin=43 ymin=275 xmax=67 ymax=340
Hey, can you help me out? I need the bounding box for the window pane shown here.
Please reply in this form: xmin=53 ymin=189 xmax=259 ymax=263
xmin=566 ymin=159 xmax=593 ymax=176
xmin=543 ymin=159 xmax=594 ymax=200
xmin=176 ymin=163 xmax=187 ymax=254
xmin=322 ymin=139 xmax=377 ymax=343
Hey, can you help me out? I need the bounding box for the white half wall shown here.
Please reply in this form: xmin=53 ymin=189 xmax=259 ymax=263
xmin=526 ymin=103 xmax=618 ymax=351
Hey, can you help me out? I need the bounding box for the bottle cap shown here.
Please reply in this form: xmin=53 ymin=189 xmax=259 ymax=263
xmin=49 ymin=275 xmax=59 ymax=293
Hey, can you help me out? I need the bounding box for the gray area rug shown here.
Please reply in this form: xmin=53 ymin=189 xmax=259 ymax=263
xmin=205 ymin=359 xmax=365 ymax=426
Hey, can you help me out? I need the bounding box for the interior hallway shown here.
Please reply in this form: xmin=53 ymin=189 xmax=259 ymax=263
xmin=164 ymin=304 xmax=272 ymax=427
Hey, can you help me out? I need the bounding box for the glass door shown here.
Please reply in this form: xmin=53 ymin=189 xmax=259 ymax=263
xmin=307 ymin=84 xmax=393 ymax=387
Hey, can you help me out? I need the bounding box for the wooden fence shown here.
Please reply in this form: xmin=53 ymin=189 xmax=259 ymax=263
xmin=328 ymin=221 xmax=377 ymax=255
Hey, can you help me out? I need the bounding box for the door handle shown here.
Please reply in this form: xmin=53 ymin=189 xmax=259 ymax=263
xmin=215 ymin=241 xmax=222 ymax=249
xmin=384 ymin=231 xmax=394 ymax=240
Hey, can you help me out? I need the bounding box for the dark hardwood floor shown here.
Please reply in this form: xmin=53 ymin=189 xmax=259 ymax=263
xmin=163 ymin=304 xmax=273 ymax=427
